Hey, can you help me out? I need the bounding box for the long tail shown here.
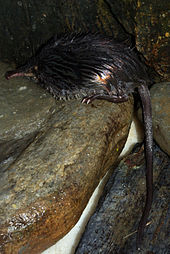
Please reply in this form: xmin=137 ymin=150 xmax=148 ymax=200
xmin=137 ymin=83 xmax=153 ymax=247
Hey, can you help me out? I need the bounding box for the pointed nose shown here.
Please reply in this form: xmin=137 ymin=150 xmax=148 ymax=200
xmin=5 ymin=70 xmax=26 ymax=80
xmin=5 ymin=69 xmax=35 ymax=80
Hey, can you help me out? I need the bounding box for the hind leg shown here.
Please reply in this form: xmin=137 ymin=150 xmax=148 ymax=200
xmin=82 ymin=94 xmax=129 ymax=104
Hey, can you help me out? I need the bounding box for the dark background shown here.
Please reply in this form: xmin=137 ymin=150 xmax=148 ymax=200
xmin=0 ymin=0 xmax=135 ymax=64
xmin=1 ymin=0 xmax=169 ymax=79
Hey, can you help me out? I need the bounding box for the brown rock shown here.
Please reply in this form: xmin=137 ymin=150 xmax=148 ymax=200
xmin=135 ymin=0 xmax=169 ymax=79
xmin=0 ymin=63 xmax=133 ymax=253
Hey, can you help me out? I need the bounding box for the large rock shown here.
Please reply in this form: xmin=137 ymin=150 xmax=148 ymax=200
xmin=0 ymin=62 xmax=134 ymax=253
xmin=0 ymin=63 xmax=57 ymax=171
xmin=76 ymin=143 xmax=170 ymax=253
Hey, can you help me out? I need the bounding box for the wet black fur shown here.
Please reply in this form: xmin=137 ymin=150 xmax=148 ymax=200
xmin=5 ymin=33 xmax=153 ymax=247
xmin=5 ymin=33 xmax=151 ymax=101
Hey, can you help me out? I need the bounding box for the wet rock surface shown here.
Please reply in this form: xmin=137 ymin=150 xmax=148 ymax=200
xmin=151 ymin=82 xmax=170 ymax=156
xmin=0 ymin=63 xmax=57 ymax=171
xmin=76 ymin=142 xmax=170 ymax=254
xmin=0 ymin=62 xmax=133 ymax=254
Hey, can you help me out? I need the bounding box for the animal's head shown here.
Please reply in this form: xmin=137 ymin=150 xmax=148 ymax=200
xmin=5 ymin=57 xmax=39 ymax=81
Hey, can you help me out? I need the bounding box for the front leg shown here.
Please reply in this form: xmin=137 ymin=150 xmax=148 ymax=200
xmin=82 ymin=93 xmax=129 ymax=104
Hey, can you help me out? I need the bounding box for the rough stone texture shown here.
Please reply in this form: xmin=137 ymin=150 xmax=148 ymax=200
xmin=76 ymin=143 xmax=170 ymax=254
xmin=0 ymin=62 xmax=133 ymax=254
xmin=135 ymin=0 xmax=170 ymax=80
xmin=0 ymin=63 xmax=57 ymax=171
xmin=150 ymin=82 xmax=170 ymax=156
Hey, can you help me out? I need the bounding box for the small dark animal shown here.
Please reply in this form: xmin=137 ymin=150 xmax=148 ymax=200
xmin=5 ymin=33 xmax=153 ymax=247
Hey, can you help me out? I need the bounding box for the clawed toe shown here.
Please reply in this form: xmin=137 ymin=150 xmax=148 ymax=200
xmin=82 ymin=96 xmax=94 ymax=104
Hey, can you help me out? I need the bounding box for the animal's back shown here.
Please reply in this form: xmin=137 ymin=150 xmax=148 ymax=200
xmin=33 ymin=33 xmax=150 ymax=100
